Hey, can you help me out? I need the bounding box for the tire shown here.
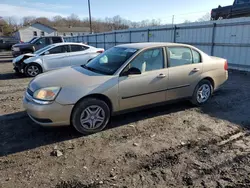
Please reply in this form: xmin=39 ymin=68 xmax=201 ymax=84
xmin=24 ymin=63 xmax=42 ymax=77
xmin=71 ymin=98 xmax=110 ymax=135
xmin=191 ymin=80 xmax=213 ymax=106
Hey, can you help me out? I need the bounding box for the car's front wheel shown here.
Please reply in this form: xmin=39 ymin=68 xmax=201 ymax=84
xmin=191 ymin=80 xmax=213 ymax=105
xmin=71 ymin=98 xmax=110 ymax=135
xmin=25 ymin=63 xmax=41 ymax=77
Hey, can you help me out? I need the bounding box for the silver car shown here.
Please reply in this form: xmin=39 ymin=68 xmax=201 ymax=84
xmin=13 ymin=42 xmax=104 ymax=77
xmin=23 ymin=42 xmax=228 ymax=135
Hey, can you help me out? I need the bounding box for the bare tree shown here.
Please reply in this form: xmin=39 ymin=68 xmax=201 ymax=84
xmin=197 ymin=13 xmax=211 ymax=22
xmin=22 ymin=16 xmax=36 ymax=26
xmin=67 ymin=13 xmax=81 ymax=26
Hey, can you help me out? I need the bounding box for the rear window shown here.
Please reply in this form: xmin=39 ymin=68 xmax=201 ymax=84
xmin=70 ymin=45 xmax=89 ymax=52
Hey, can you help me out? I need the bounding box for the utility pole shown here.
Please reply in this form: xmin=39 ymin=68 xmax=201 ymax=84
xmin=172 ymin=15 xmax=175 ymax=26
xmin=88 ymin=0 xmax=93 ymax=34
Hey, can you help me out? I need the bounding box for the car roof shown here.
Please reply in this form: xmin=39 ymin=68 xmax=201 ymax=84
xmin=53 ymin=42 xmax=89 ymax=46
xmin=116 ymin=42 xmax=194 ymax=49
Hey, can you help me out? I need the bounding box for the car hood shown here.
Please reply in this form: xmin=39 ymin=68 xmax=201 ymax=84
xmin=13 ymin=53 xmax=37 ymax=63
xmin=13 ymin=43 xmax=32 ymax=47
xmin=29 ymin=66 xmax=115 ymax=92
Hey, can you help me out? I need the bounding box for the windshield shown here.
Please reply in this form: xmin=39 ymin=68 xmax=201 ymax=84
xmin=28 ymin=37 xmax=37 ymax=43
xmin=30 ymin=37 xmax=40 ymax=44
xmin=82 ymin=47 xmax=138 ymax=75
xmin=34 ymin=44 xmax=55 ymax=55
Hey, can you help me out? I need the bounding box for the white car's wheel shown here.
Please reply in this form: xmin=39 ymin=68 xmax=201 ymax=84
xmin=25 ymin=64 xmax=41 ymax=77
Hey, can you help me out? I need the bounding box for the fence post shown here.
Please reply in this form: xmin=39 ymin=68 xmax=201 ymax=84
xmin=173 ymin=25 xmax=177 ymax=43
xmin=211 ymin=23 xmax=216 ymax=56
xmin=147 ymin=29 xmax=150 ymax=42
xmin=129 ymin=31 xmax=132 ymax=43
xmin=95 ymin=34 xmax=97 ymax=47
xmin=87 ymin=35 xmax=89 ymax=45
xmin=114 ymin=31 xmax=117 ymax=46
xmin=104 ymin=33 xmax=106 ymax=49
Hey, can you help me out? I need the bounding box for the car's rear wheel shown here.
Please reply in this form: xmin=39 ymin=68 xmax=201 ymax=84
xmin=25 ymin=63 xmax=41 ymax=77
xmin=191 ymin=80 xmax=213 ymax=105
xmin=71 ymin=98 xmax=110 ymax=135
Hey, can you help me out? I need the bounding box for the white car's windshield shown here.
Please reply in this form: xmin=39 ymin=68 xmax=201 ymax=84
xmin=34 ymin=45 xmax=55 ymax=55
xmin=83 ymin=47 xmax=138 ymax=75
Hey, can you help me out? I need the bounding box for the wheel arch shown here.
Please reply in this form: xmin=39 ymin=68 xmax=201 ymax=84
xmin=70 ymin=93 xmax=113 ymax=124
xmin=24 ymin=62 xmax=43 ymax=73
xmin=201 ymin=77 xmax=215 ymax=89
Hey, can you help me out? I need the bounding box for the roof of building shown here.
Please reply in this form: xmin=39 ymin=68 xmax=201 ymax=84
xmin=54 ymin=26 xmax=90 ymax=33
xmin=15 ymin=22 xmax=90 ymax=33
xmin=15 ymin=22 xmax=56 ymax=32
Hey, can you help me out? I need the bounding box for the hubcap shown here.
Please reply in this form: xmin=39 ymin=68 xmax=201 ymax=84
xmin=80 ymin=105 xmax=105 ymax=130
xmin=197 ymin=84 xmax=211 ymax=103
xmin=27 ymin=66 xmax=39 ymax=76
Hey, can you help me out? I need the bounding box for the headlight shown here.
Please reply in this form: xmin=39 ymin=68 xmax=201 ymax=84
xmin=33 ymin=87 xmax=61 ymax=101
xmin=13 ymin=47 xmax=20 ymax=51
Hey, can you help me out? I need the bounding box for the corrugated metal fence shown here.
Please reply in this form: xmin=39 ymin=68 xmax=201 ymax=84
xmin=65 ymin=17 xmax=250 ymax=71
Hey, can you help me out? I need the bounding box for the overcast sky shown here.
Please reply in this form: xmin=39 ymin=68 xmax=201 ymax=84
xmin=0 ymin=0 xmax=234 ymax=23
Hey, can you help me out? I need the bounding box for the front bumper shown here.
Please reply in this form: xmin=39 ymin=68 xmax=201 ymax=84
xmin=23 ymin=92 xmax=74 ymax=126
xmin=12 ymin=50 xmax=22 ymax=57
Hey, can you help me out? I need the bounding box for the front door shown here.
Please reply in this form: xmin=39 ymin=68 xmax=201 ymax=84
xmin=118 ymin=47 xmax=168 ymax=111
xmin=166 ymin=46 xmax=203 ymax=101
xmin=34 ymin=37 xmax=49 ymax=50
xmin=42 ymin=45 xmax=70 ymax=71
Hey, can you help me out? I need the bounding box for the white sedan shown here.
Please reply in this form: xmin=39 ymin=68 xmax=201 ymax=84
xmin=13 ymin=42 xmax=104 ymax=77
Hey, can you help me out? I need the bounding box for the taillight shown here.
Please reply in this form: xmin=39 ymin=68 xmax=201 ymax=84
xmin=224 ymin=60 xmax=228 ymax=70
xmin=96 ymin=50 xmax=104 ymax=53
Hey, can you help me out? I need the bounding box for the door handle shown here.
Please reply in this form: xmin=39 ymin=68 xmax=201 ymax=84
xmin=157 ymin=73 xmax=166 ymax=78
xmin=192 ymin=68 xmax=200 ymax=72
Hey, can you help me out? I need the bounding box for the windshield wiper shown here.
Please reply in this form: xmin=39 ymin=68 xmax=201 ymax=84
xmin=81 ymin=64 xmax=106 ymax=75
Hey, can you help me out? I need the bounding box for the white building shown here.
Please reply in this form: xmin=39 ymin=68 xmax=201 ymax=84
xmin=13 ymin=22 xmax=90 ymax=42
xmin=55 ymin=26 xmax=91 ymax=37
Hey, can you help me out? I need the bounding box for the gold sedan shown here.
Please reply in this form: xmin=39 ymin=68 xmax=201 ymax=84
xmin=23 ymin=43 xmax=228 ymax=134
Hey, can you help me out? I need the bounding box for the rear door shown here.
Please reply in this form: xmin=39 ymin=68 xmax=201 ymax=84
xmin=166 ymin=46 xmax=203 ymax=101
xmin=68 ymin=44 xmax=91 ymax=66
xmin=42 ymin=45 xmax=70 ymax=71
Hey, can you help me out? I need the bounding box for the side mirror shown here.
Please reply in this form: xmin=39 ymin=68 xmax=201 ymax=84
xmin=122 ymin=67 xmax=141 ymax=76
xmin=44 ymin=51 xmax=50 ymax=55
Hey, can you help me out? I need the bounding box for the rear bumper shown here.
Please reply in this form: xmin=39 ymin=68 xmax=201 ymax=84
xmin=214 ymin=71 xmax=228 ymax=91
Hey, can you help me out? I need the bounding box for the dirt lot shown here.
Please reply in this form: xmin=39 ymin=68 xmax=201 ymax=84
xmin=1 ymin=51 xmax=250 ymax=188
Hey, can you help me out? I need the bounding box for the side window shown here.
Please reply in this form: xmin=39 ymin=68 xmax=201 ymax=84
xmin=70 ymin=45 xmax=89 ymax=52
xmin=35 ymin=38 xmax=46 ymax=45
xmin=41 ymin=31 xmax=45 ymax=36
xmin=128 ymin=48 xmax=164 ymax=73
xmin=236 ymin=0 xmax=249 ymax=4
xmin=168 ymin=47 xmax=193 ymax=67
xmin=48 ymin=45 xmax=69 ymax=54
xmin=192 ymin=49 xmax=202 ymax=63
xmin=33 ymin=31 xmax=37 ymax=36
xmin=45 ymin=38 xmax=50 ymax=45
xmin=52 ymin=37 xmax=62 ymax=43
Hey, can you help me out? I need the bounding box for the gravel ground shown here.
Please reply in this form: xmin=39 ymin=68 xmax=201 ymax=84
xmin=1 ymin=51 xmax=250 ymax=188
